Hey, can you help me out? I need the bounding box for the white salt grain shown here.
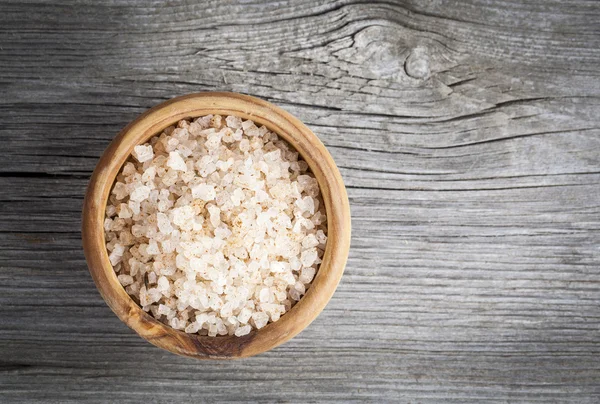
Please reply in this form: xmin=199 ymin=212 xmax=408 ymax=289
xmin=299 ymin=267 xmax=316 ymax=284
xmin=234 ymin=324 xmax=252 ymax=337
xmin=118 ymin=274 xmax=134 ymax=286
xmin=252 ymin=312 xmax=269 ymax=329
xmin=191 ymin=183 xmax=216 ymax=201
xmin=225 ymin=115 xmax=243 ymax=129
xmin=129 ymin=185 xmax=151 ymax=202
xmin=300 ymin=248 xmax=318 ymax=267
xmin=132 ymin=145 xmax=154 ymax=163
xmin=105 ymin=114 xmax=327 ymax=337
xmin=167 ymin=151 xmax=187 ymax=171
xmin=157 ymin=276 xmax=169 ymax=292
xmin=237 ymin=308 xmax=252 ymax=324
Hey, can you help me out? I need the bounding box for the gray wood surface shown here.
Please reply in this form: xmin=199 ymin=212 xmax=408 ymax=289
xmin=1 ymin=0 xmax=599 ymax=402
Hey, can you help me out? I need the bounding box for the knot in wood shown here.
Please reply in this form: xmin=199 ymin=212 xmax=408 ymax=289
xmin=404 ymin=47 xmax=430 ymax=80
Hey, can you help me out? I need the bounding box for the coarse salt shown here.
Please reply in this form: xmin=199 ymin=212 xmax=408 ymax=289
xmin=106 ymin=114 xmax=327 ymax=337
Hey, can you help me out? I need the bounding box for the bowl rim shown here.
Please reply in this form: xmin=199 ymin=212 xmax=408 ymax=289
xmin=82 ymin=92 xmax=351 ymax=359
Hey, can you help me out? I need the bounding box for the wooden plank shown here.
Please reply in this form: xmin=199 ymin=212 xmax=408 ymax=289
xmin=1 ymin=0 xmax=599 ymax=402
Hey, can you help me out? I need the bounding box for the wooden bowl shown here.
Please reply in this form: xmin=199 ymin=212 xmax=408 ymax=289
xmin=82 ymin=92 xmax=351 ymax=359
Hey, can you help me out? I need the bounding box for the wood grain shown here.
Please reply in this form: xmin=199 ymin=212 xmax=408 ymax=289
xmin=1 ymin=0 xmax=599 ymax=401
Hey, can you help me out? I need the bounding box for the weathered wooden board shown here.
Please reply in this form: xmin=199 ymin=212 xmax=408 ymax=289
xmin=1 ymin=0 xmax=599 ymax=402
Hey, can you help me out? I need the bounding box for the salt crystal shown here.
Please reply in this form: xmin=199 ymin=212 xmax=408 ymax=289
xmin=146 ymin=240 xmax=160 ymax=255
xmin=252 ymin=312 xmax=269 ymax=329
xmin=132 ymin=145 xmax=154 ymax=163
xmin=118 ymin=274 xmax=134 ymax=286
xmin=259 ymin=287 xmax=270 ymax=303
xmin=289 ymin=288 xmax=302 ymax=301
xmin=167 ymin=151 xmax=187 ymax=171
xmin=234 ymin=324 xmax=251 ymax=336
xmin=237 ymin=308 xmax=252 ymax=324
xmin=171 ymin=205 xmax=194 ymax=228
xmin=156 ymin=212 xmax=174 ymax=234
xmin=299 ymin=267 xmax=316 ymax=284
xmin=191 ymin=183 xmax=216 ymax=201
xmin=296 ymin=196 xmax=315 ymax=215
xmin=170 ymin=317 xmax=185 ymax=330
xmin=109 ymin=243 xmax=125 ymax=266
xmin=130 ymin=185 xmax=151 ymax=202
xmin=157 ymin=304 xmax=171 ymax=316
xmin=289 ymin=256 xmax=302 ymax=271
xmin=210 ymin=115 xmax=222 ymax=129
xmin=220 ymin=302 xmax=233 ymax=318
xmin=231 ymin=188 xmax=245 ymax=206
xmin=157 ymin=276 xmax=169 ymax=292
xmin=185 ymin=322 xmax=201 ymax=333
xmin=142 ymin=166 xmax=156 ymax=183
xmin=189 ymin=257 xmax=207 ymax=272
xmin=245 ymin=124 xmax=259 ymax=137
xmin=316 ymin=229 xmax=327 ymax=245
xmin=294 ymin=281 xmax=306 ymax=295
xmin=208 ymin=205 xmax=221 ymax=227
xmin=117 ymin=203 xmax=132 ymax=219
xmin=302 ymin=234 xmax=319 ymax=249
xmin=226 ymin=115 xmax=243 ymax=129
xmin=106 ymin=205 xmax=117 ymax=217
xmin=270 ymin=261 xmax=286 ymax=273
xmin=239 ymin=138 xmax=250 ymax=152
xmin=280 ymin=271 xmax=296 ymax=285
xmin=165 ymin=138 xmax=179 ymax=152
xmin=258 ymin=126 xmax=269 ymax=137
xmin=300 ymin=248 xmax=318 ymax=267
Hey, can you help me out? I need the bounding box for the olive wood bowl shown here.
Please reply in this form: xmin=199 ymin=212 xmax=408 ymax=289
xmin=82 ymin=92 xmax=351 ymax=359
